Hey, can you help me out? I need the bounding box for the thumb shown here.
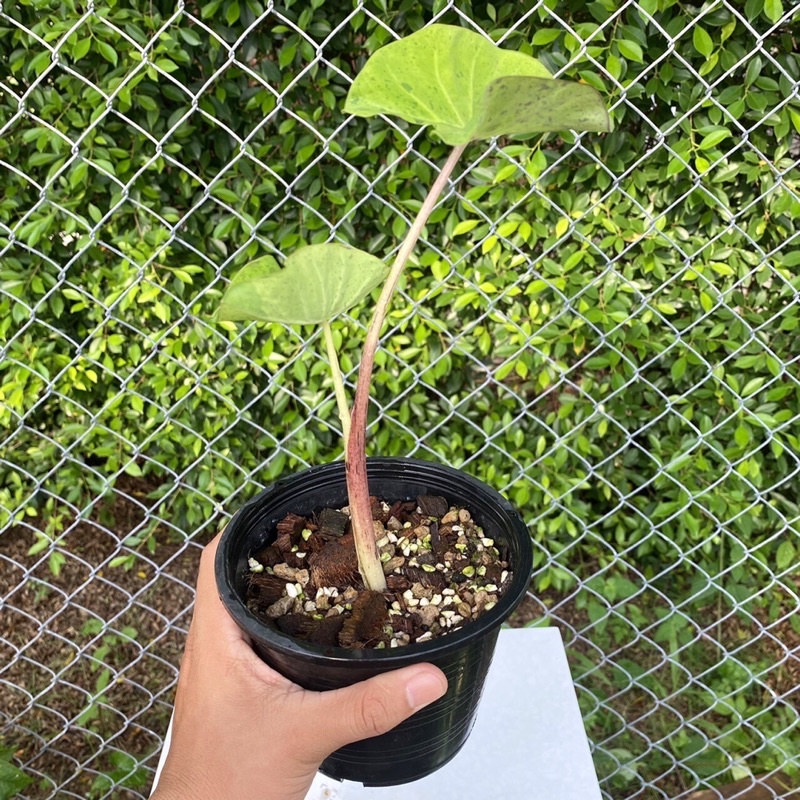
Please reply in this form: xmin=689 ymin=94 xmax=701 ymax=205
xmin=306 ymin=664 xmax=448 ymax=758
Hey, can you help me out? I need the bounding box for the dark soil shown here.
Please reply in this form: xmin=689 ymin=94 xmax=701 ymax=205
xmin=245 ymin=495 xmax=514 ymax=649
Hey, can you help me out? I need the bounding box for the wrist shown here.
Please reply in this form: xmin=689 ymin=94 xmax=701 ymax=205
xmin=151 ymin=766 xmax=314 ymax=800
xmin=150 ymin=769 xmax=220 ymax=800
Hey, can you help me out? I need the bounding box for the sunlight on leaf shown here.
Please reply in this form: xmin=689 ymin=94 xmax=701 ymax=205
xmin=227 ymin=254 xmax=281 ymax=287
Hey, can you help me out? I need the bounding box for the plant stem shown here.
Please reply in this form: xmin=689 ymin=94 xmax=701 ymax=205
xmin=322 ymin=320 xmax=351 ymax=450
xmin=346 ymin=143 xmax=467 ymax=592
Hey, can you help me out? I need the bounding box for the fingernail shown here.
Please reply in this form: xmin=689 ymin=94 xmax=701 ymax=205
xmin=405 ymin=670 xmax=447 ymax=711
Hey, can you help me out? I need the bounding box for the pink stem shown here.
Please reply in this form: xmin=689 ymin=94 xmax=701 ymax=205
xmin=345 ymin=143 xmax=467 ymax=591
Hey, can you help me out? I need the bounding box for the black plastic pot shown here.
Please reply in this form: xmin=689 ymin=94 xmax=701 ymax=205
xmin=215 ymin=457 xmax=532 ymax=786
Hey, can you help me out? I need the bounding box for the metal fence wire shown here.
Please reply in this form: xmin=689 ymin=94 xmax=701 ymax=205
xmin=1 ymin=1 xmax=799 ymax=798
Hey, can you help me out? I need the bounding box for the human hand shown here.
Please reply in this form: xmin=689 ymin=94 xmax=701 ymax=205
xmin=151 ymin=532 xmax=448 ymax=800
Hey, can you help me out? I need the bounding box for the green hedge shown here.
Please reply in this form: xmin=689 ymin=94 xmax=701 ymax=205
xmin=3 ymin=0 xmax=797 ymax=569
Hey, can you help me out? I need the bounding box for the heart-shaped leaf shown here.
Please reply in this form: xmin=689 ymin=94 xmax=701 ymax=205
xmin=217 ymin=243 xmax=388 ymax=325
xmin=345 ymin=24 xmax=610 ymax=144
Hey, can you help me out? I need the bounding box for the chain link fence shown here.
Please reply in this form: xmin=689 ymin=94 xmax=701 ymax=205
xmin=2 ymin=1 xmax=799 ymax=798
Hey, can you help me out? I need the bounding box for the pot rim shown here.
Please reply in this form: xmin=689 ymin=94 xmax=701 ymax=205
xmin=216 ymin=456 xmax=533 ymax=664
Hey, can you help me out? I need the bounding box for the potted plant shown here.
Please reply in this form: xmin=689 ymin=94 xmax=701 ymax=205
xmin=214 ymin=24 xmax=609 ymax=786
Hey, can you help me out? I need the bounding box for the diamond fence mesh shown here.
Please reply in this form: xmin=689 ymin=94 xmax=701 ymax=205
xmin=1 ymin=1 xmax=799 ymax=798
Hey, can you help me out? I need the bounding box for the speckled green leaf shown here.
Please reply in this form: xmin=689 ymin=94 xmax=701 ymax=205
xmin=345 ymin=24 xmax=609 ymax=144
xmin=217 ymin=244 xmax=388 ymax=325
xmin=472 ymin=75 xmax=610 ymax=140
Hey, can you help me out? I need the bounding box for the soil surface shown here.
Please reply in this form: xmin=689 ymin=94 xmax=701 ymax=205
xmin=246 ymin=495 xmax=514 ymax=648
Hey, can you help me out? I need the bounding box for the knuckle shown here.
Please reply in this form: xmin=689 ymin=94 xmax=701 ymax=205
xmin=354 ymin=685 xmax=395 ymax=738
